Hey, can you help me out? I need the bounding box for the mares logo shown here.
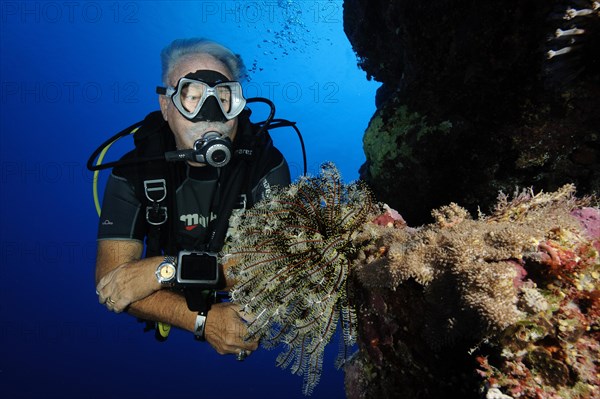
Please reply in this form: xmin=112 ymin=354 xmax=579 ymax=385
xmin=180 ymin=212 xmax=217 ymax=231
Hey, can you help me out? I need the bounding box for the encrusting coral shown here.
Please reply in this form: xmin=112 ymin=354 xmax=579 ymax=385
xmin=225 ymin=163 xmax=599 ymax=398
xmin=350 ymin=184 xmax=599 ymax=398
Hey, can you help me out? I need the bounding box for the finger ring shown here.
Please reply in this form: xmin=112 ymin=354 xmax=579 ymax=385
xmin=106 ymin=297 xmax=115 ymax=305
xmin=236 ymin=349 xmax=248 ymax=361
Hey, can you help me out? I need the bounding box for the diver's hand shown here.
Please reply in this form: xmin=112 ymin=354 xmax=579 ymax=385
xmin=204 ymin=302 xmax=259 ymax=356
xmin=96 ymin=260 xmax=160 ymax=313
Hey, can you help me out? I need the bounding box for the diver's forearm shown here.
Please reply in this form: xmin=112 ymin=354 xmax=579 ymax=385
xmin=127 ymin=289 xmax=196 ymax=332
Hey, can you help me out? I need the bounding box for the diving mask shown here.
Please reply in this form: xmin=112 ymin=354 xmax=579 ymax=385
xmin=156 ymin=70 xmax=246 ymax=122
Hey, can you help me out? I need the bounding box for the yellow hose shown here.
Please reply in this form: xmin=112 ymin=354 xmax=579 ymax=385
xmin=93 ymin=127 xmax=139 ymax=216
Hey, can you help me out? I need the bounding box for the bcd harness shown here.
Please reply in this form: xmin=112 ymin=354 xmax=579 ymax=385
xmin=109 ymin=109 xmax=286 ymax=340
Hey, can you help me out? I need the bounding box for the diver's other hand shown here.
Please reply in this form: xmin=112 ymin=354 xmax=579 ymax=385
xmin=96 ymin=260 xmax=160 ymax=313
xmin=204 ymin=302 xmax=259 ymax=356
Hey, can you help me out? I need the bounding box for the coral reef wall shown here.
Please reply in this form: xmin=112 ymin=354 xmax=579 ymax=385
xmin=343 ymin=0 xmax=600 ymax=225
xmin=345 ymin=186 xmax=599 ymax=399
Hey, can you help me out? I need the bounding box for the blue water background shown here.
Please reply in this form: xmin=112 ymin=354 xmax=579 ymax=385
xmin=0 ymin=1 xmax=379 ymax=398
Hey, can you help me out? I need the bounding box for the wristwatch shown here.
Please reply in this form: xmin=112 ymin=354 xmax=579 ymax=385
xmin=155 ymin=255 xmax=177 ymax=287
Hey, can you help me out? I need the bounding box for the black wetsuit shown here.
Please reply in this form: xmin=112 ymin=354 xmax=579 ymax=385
xmin=97 ymin=115 xmax=291 ymax=253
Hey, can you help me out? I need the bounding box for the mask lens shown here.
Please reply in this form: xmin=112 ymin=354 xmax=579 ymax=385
xmin=180 ymin=81 xmax=206 ymax=113
xmin=216 ymin=85 xmax=232 ymax=113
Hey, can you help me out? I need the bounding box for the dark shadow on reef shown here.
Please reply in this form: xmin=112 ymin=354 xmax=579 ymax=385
xmin=346 ymin=278 xmax=483 ymax=399
xmin=344 ymin=0 xmax=600 ymax=226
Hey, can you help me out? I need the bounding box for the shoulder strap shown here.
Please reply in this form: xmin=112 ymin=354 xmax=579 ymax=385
xmin=126 ymin=111 xmax=181 ymax=257
xmin=206 ymin=158 xmax=250 ymax=253
xmin=233 ymin=110 xmax=275 ymax=209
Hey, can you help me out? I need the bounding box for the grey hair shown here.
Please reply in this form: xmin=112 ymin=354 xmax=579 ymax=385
xmin=160 ymin=38 xmax=247 ymax=85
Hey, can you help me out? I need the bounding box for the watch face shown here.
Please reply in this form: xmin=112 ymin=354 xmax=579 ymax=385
xmin=159 ymin=264 xmax=176 ymax=280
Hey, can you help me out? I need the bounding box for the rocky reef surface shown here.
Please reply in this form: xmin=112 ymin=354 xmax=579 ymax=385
xmin=343 ymin=0 xmax=600 ymax=225
xmin=346 ymin=184 xmax=599 ymax=399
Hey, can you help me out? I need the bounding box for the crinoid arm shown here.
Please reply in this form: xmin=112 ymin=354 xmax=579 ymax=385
xmin=226 ymin=162 xmax=379 ymax=395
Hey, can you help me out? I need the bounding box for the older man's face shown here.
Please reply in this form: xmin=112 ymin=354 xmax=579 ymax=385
xmin=159 ymin=54 xmax=239 ymax=165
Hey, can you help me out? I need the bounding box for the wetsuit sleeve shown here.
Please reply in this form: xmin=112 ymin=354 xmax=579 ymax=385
xmin=97 ymin=173 xmax=145 ymax=242
xmin=264 ymin=156 xmax=291 ymax=187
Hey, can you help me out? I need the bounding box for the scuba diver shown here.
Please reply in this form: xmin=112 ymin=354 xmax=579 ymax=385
xmin=91 ymin=38 xmax=293 ymax=361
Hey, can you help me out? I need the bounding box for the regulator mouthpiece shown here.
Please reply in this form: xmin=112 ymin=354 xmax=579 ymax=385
xmin=192 ymin=132 xmax=232 ymax=168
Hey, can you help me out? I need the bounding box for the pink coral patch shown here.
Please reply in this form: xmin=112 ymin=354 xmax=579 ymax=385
xmin=571 ymin=207 xmax=600 ymax=239
xmin=571 ymin=207 xmax=600 ymax=251
xmin=372 ymin=204 xmax=407 ymax=227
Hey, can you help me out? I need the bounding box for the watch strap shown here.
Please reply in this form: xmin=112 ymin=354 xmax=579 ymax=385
xmin=191 ymin=290 xmax=214 ymax=341
xmin=162 ymin=255 xmax=176 ymax=265
xmin=194 ymin=313 xmax=207 ymax=341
